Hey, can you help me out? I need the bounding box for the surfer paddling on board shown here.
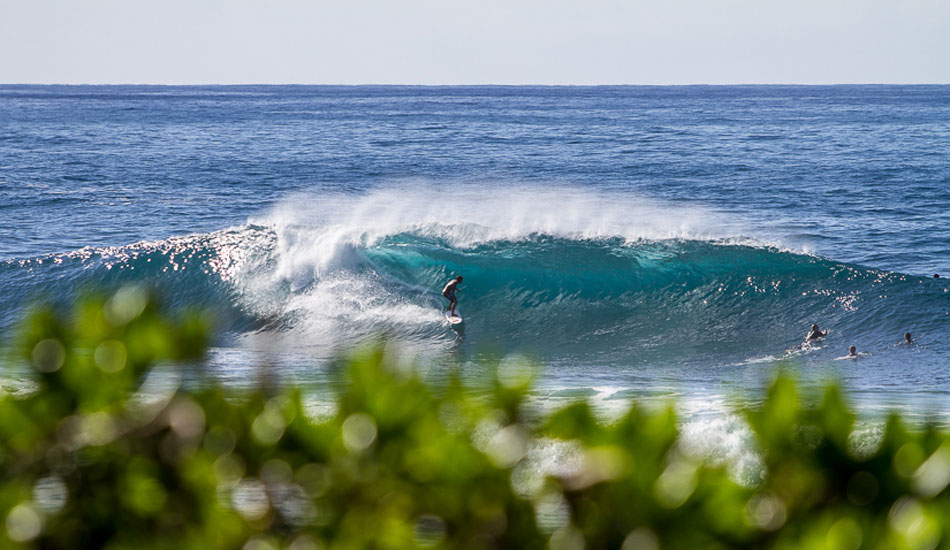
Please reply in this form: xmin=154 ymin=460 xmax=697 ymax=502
xmin=806 ymin=323 xmax=829 ymax=342
xmin=442 ymin=276 xmax=463 ymax=318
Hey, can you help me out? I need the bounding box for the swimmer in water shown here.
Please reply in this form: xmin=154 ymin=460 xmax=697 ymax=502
xmin=904 ymin=332 xmax=913 ymax=344
xmin=806 ymin=323 xmax=829 ymax=342
xmin=837 ymin=345 xmax=862 ymax=360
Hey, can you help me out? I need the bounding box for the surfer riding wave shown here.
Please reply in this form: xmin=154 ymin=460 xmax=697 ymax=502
xmin=442 ymin=276 xmax=462 ymax=318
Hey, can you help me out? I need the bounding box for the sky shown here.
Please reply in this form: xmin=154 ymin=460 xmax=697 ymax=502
xmin=2 ymin=0 xmax=948 ymax=85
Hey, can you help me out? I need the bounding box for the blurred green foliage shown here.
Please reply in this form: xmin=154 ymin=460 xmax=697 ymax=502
xmin=2 ymin=289 xmax=950 ymax=549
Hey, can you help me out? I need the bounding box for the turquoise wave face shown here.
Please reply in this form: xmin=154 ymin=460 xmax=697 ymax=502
xmin=362 ymin=234 xmax=948 ymax=363
xmin=3 ymin=227 xmax=947 ymax=367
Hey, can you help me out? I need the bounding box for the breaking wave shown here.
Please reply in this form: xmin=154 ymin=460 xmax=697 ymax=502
xmin=3 ymin=187 xmax=947 ymax=365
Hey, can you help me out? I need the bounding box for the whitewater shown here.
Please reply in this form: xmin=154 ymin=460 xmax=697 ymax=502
xmin=3 ymin=85 xmax=950 ymax=470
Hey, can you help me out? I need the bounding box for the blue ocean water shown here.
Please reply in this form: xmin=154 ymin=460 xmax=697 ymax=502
xmin=2 ymin=85 xmax=950 ymax=429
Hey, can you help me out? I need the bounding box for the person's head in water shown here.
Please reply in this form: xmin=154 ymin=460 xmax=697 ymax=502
xmin=935 ymin=274 xmax=941 ymax=279
xmin=905 ymin=332 xmax=912 ymax=344
xmin=811 ymin=323 xmax=819 ymax=331
xmin=456 ymin=276 xmax=463 ymax=282
xmin=849 ymin=345 xmax=857 ymax=356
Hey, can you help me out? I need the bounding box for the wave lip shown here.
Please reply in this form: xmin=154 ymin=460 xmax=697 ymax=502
xmin=253 ymin=184 xmax=767 ymax=251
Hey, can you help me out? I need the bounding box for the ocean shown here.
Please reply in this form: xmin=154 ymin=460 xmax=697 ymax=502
xmin=2 ymin=85 xmax=950 ymax=454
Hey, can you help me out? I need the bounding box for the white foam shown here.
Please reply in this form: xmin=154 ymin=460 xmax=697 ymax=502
xmin=283 ymin=272 xmax=445 ymax=338
xmin=679 ymin=414 xmax=762 ymax=485
xmin=249 ymin=183 xmax=774 ymax=256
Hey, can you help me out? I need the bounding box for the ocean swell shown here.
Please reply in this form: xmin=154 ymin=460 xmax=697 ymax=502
xmin=2 ymin=188 xmax=947 ymax=365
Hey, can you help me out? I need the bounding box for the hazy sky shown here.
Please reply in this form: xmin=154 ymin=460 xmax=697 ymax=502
xmin=2 ymin=0 xmax=948 ymax=84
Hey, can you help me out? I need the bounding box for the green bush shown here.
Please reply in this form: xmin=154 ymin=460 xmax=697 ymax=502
xmin=1 ymin=289 xmax=949 ymax=549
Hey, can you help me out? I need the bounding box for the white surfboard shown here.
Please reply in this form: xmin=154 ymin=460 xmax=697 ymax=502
xmin=444 ymin=310 xmax=463 ymax=325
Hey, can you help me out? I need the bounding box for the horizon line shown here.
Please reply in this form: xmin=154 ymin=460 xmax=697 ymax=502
xmin=3 ymin=82 xmax=950 ymax=87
